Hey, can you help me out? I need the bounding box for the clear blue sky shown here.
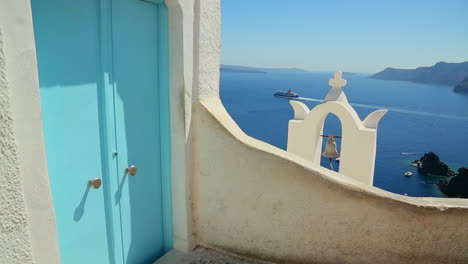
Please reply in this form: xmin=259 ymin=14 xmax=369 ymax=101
xmin=221 ymin=0 xmax=468 ymax=73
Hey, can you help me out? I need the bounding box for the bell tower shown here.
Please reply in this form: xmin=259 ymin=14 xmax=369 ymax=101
xmin=287 ymin=72 xmax=388 ymax=185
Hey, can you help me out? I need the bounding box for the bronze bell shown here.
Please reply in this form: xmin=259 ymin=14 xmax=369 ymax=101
xmin=322 ymin=136 xmax=340 ymax=158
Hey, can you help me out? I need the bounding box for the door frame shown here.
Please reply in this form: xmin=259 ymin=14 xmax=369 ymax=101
xmin=156 ymin=4 xmax=173 ymax=254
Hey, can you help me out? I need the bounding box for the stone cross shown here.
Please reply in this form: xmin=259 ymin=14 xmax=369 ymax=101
xmin=324 ymin=71 xmax=348 ymax=103
xmin=329 ymin=71 xmax=347 ymax=89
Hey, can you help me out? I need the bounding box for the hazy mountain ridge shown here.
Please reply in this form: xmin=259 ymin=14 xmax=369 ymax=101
xmin=221 ymin=64 xmax=308 ymax=73
xmin=370 ymin=61 xmax=468 ymax=88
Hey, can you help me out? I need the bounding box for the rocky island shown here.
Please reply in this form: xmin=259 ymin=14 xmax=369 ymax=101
xmin=453 ymin=76 xmax=468 ymax=93
xmin=371 ymin=61 xmax=468 ymax=92
xmin=412 ymin=152 xmax=467 ymax=198
xmin=412 ymin=152 xmax=455 ymax=176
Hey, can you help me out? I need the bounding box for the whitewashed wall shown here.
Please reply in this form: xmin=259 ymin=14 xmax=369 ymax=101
xmin=0 ymin=1 xmax=60 ymax=263
xmin=164 ymin=0 xmax=222 ymax=251
xmin=165 ymin=0 xmax=196 ymax=252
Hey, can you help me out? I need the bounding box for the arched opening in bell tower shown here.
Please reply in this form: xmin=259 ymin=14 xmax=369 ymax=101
xmin=320 ymin=113 xmax=342 ymax=171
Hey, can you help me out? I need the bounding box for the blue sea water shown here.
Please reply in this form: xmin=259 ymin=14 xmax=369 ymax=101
xmin=220 ymin=71 xmax=468 ymax=197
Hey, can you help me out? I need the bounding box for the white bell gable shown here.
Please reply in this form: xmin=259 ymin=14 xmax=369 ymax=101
xmin=287 ymin=71 xmax=388 ymax=185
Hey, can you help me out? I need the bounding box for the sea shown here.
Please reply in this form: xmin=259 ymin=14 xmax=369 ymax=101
xmin=220 ymin=71 xmax=468 ymax=197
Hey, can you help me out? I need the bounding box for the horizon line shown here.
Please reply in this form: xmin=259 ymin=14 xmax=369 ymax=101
xmin=221 ymin=60 xmax=468 ymax=74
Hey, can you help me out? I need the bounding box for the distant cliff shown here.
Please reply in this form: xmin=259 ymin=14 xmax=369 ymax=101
xmin=453 ymin=76 xmax=468 ymax=93
xmin=221 ymin=64 xmax=307 ymax=74
xmin=220 ymin=64 xmax=266 ymax=73
xmin=371 ymin=61 xmax=468 ymax=87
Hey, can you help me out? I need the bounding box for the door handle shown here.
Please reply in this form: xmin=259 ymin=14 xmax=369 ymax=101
xmin=88 ymin=178 xmax=102 ymax=189
xmin=125 ymin=165 xmax=137 ymax=176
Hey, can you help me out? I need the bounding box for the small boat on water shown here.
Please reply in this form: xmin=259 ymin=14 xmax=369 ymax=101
xmin=274 ymin=90 xmax=299 ymax=98
xmin=404 ymin=171 xmax=413 ymax=177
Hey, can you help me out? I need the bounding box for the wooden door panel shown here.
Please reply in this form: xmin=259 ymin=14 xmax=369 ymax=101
xmin=111 ymin=0 xmax=165 ymax=262
xmin=32 ymin=0 xmax=112 ymax=263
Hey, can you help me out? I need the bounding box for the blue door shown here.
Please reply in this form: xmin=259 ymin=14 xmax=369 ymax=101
xmin=32 ymin=0 xmax=172 ymax=263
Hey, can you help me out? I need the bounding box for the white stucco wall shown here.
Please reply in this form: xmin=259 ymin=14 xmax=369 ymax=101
xmin=195 ymin=0 xmax=221 ymax=99
xmin=164 ymin=0 xmax=221 ymax=252
xmin=0 ymin=1 xmax=60 ymax=263
xmin=0 ymin=29 xmax=34 ymax=264
xmin=165 ymin=0 xmax=196 ymax=252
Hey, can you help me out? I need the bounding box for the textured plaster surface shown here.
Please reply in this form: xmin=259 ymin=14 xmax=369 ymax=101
xmin=0 ymin=1 xmax=60 ymax=263
xmin=192 ymin=97 xmax=468 ymax=264
xmin=196 ymin=0 xmax=221 ymax=99
xmin=0 ymin=30 xmax=34 ymax=264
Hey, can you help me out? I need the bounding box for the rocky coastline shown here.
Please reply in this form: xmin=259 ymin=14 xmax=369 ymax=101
xmin=412 ymin=152 xmax=467 ymax=198
xmin=370 ymin=61 xmax=468 ymax=93
xmin=437 ymin=168 xmax=468 ymax=198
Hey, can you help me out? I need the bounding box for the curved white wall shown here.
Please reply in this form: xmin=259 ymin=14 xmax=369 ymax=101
xmin=192 ymin=98 xmax=468 ymax=263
